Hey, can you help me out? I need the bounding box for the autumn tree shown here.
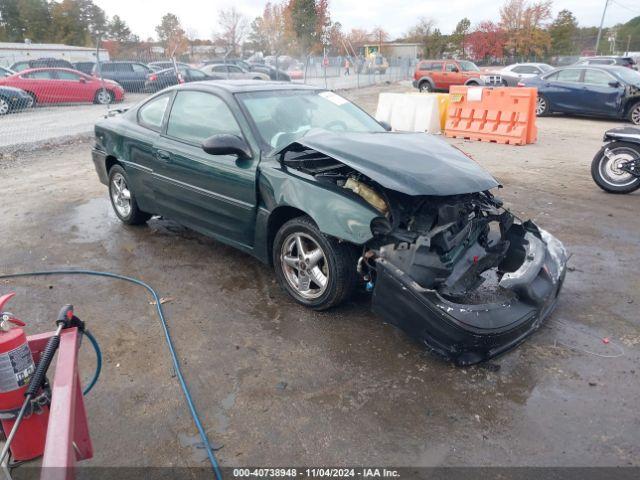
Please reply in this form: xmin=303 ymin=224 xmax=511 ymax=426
xmin=467 ymin=21 xmax=506 ymax=61
xmin=287 ymin=0 xmax=319 ymax=53
xmin=346 ymin=28 xmax=370 ymax=49
xmin=248 ymin=2 xmax=290 ymax=55
xmin=17 ymin=0 xmax=51 ymax=42
xmin=155 ymin=13 xmax=188 ymax=56
xmin=216 ymin=7 xmax=248 ymax=56
xmin=500 ymin=0 xmax=551 ymax=59
xmin=549 ymin=9 xmax=578 ymax=55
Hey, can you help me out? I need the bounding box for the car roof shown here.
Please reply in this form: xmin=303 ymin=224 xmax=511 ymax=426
xmin=172 ymin=79 xmax=318 ymax=93
xmin=100 ymin=60 xmax=146 ymax=64
xmin=19 ymin=67 xmax=88 ymax=74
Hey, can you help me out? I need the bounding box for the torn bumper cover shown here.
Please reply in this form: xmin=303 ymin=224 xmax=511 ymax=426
xmin=371 ymin=226 xmax=567 ymax=366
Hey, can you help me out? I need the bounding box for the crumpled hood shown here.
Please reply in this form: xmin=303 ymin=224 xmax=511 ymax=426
xmin=278 ymin=130 xmax=499 ymax=196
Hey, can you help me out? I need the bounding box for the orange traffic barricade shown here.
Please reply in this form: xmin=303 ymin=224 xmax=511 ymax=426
xmin=444 ymin=86 xmax=538 ymax=145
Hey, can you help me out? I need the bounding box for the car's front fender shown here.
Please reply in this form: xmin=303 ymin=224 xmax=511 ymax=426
xmin=258 ymin=164 xmax=381 ymax=245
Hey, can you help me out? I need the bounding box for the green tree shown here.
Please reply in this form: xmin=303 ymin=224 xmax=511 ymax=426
xmin=287 ymin=0 xmax=318 ymax=53
xmin=0 ymin=0 xmax=26 ymax=42
xmin=108 ymin=15 xmax=132 ymax=42
xmin=549 ymin=9 xmax=578 ymax=55
xmin=617 ymin=16 xmax=640 ymax=53
xmin=50 ymin=0 xmax=90 ymax=45
xmin=17 ymin=0 xmax=51 ymax=42
xmin=453 ymin=18 xmax=471 ymax=57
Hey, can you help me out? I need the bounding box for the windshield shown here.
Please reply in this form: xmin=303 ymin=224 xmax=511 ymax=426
xmin=539 ymin=64 xmax=553 ymax=72
xmin=614 ymin=67 xmax=640 ymax=85
xmin=458 ymin=61 xmax=480 ymax=72
xmin=237 ymin=90 xmax=386 ymax=150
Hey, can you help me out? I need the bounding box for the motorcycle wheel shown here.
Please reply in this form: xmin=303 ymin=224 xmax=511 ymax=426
xmin=591 ymin=141 xmax=640 ymax=194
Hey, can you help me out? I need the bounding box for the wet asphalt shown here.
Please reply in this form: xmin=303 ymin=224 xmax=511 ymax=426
xmin=0 ymin=84 xmax=638 ymax=469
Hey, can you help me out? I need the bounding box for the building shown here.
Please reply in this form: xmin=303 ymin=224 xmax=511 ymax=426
xmin=0 ymin=42 xmax=109 ymax=68
xmin=362 ymin=42 xmax=422 ymax=61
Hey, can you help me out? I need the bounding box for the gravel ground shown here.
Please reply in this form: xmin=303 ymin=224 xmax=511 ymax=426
xmin=0 ymin=83 xmax=638 ymax=473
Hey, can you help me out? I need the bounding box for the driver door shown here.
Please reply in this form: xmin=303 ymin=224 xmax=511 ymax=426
xmin=152 ymin=90 xmax=258 ymax=247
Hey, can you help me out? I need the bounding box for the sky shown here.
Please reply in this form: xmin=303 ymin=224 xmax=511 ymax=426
xmin=93 ymin=0 xmax=640 ymax=41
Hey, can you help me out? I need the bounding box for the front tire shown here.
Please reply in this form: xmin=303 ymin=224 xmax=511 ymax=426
xmin=0 ymin=97 xmax=9 ymax=116
xmin=591 ymin=142 xmax=640 ymax=194
xmin=94 ymin=89 xmax=114 ymax=105
xmin=108 ymin=165 xmax=152 ymax=224
xmin=418 ymin=80 xmax=432 ymax=92
xmin=273 ymin=216 xmax=359 ymax=310
xmin=628 ymin=102 xmax=640 ymax=126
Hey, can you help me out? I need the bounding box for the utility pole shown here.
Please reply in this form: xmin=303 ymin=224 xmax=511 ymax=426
xmin=626 ymin=35 xmax=632 ymax=55
xmin=595 ymin=0 xmax=610 ymax=55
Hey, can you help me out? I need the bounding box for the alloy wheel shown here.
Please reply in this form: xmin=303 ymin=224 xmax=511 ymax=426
xmin=631 ymin=105 xmax=640 ymax=125
xmin=280 ymin=232 xmax=329 ymax=300
xmin=599 ymin=147 xmax=637 ymax=187
xmin=536 ymin=96 xmax=546 ymax=116
xmin=110 ymin=172 xmax=132 ymax=218
xmin=97 ymin=89 xmax=111 ymax=105
xmin=0 ymin=98 xmax=9 ymax=115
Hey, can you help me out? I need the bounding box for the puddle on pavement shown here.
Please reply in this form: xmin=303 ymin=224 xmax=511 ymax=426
xmin=61 ymin=196 xmax=120 ymax=243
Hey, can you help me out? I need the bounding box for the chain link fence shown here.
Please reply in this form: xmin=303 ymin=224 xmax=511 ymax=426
xmin=0 ymin=47 xmax=414 ymax=153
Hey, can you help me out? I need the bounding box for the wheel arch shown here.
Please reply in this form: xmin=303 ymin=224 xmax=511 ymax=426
xmin=623 ymin=97 xmax=640 ymax=116
xmin=418 ymin=77 xmax=434 ymax=89
xmin=265 ymin=206 xmax=309 ymax=265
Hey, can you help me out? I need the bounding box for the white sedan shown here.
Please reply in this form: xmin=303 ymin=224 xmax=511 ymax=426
xmin=498 ymin=63 xmax=554 ymax=85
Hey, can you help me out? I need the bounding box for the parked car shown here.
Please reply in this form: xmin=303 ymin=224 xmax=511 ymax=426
xmin=200 ymin=64 xmax=270 ymax=80
xmin=0 ymin=66 xmax=15 ymax=78
xmin=91 ymin=61 xmax=153 ymax=92
xmin=10 ymin=57 xmax=74 ymax=72
xmin=575 ymin=56 xmax=637 ymax=70
xmin=144 ymin=66 xmax=220 ymax=93
xmin=91 ymin=81 xmax=567 ymax=365
xmin=148 ymin=61 xmax=192 ymax=72
xmin=413 ymin=59 xmax=502 ymax=92
xmin=0 ymin=85 xmax=33 ymax=115
xmin=247 ymin=63 xmax=291 ymax=82
xmin=494 ymin=62 xmax=553 ymax=86
xmin=73 ymin=61 xmax=96 ymax=75
xmin=0 ymin=68 xmax=124 ymax=105
xmin=202 ymin=58 xmax=252 ymax=71
xmin=520 ymin=65 xmax=640 ymax=125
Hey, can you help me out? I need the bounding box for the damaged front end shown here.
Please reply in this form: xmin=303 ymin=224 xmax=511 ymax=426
xmin=366 ymin=192 xmax=567 ymax=366
xmin=279 ymin=131 xmax=567 ymax=365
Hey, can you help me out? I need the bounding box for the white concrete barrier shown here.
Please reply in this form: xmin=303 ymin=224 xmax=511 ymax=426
xmin=375 ymin=92 xmax=441 ymax=134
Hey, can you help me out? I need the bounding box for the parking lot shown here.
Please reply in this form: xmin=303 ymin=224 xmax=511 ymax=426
xmin=1 ymin=82 xmax=639 ymax=470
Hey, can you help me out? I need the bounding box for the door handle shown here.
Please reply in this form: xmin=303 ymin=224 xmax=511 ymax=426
xmin=156 ymin=150 xmax=170 ymax=161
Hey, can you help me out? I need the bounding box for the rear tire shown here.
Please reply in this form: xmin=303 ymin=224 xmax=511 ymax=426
xmin=108 ymin=165 xmax=152 ymax=224
xmin=272 ymin=216 xmax=359 ymax=310
xmin=536 ymin=94 xmax=550 ymax=116
xmin=591 ymin=141 xmax=640 ymax=194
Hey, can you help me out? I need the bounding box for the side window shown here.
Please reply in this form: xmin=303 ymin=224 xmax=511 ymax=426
xmin=555 ymin=69 xmax=582 ymax=83
xmin=513 ymin=65 xmax=537 ymax=74
xmin=419 ymin=62 xmax=431 ymax=71
xmin=188 ymin=69 xmax=207 ymax=80
xmin=138 ymin=94 xmax=171 ymax=131
xmin=583 ymin=69 xmax=614 ymax=86
xmin=116 ymin=63 xmax=133 ymax=72
xmin=228 ymin=66 xmax=242 ymax=73
xmin=56 ymin=71 xmax=82 ymax=80
xmin=166 ymin=91 xmax=242 ymax=144
xmin=22 ymin=71 xmax=53 ymax=79
xmin=212 ymin=65 xmax=226 ymax=73
xmin=431 ymin=62 xmax=443 ymax=71
xmin=445 ymin=63 xmax=457 ymax=72
xmin=132 ymin=63 xmax=149 ymax=73
xmin=101 ymin=63 xmax=116 ymax=72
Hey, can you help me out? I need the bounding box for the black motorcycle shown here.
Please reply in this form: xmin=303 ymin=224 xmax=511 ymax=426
xmin=592 ymin=127 xmax=640 ymax=194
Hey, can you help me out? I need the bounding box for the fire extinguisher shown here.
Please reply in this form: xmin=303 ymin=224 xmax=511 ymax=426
xmin=0 ymin=293 xmax=49 ymax=462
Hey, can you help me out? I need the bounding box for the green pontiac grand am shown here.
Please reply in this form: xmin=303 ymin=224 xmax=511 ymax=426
xmin=92 ymin=80 xmax=567 ymax=365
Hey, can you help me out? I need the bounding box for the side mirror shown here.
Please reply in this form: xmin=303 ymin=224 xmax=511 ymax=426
xmin=608 ymin=81 xmax=621 ymax=88
xmin=379 ymin=121 xmax=392 ymax=131
xmin=202 ymin=134 xmax=251 ymax=159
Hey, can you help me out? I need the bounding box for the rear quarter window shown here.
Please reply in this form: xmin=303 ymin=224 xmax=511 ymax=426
xmin=137 ymin=94 xmax=171 ymax=131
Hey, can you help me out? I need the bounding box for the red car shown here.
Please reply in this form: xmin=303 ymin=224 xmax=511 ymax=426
xmin=412 ymin=59 xmax=503 ymax=92
xmin=0 ymin=68 xmax=124 ymax=105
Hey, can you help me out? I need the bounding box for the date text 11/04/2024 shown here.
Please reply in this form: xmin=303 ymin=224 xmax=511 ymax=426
xmin=232 ymin=468 xmax=401 ymax=478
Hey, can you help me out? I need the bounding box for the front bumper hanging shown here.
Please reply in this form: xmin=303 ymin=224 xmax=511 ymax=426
xmin=371 ymin=228 xmax=567 ymax=366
